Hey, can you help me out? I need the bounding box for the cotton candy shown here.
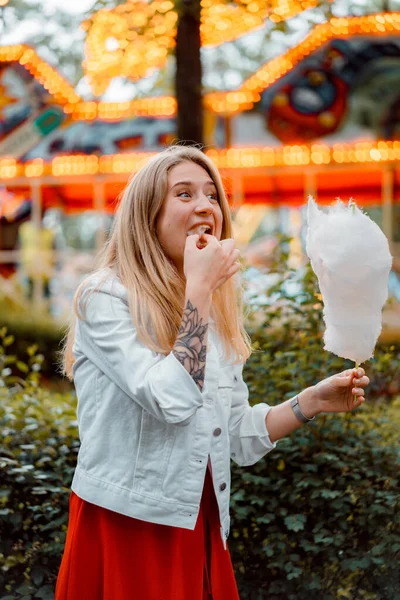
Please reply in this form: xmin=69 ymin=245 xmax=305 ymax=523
xmin=306 ymin=196 xmax=392 ymax=365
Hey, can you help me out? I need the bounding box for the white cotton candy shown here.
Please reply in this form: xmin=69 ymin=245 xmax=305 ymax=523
xmin=306 ymin=196 xmax=392 ymax=365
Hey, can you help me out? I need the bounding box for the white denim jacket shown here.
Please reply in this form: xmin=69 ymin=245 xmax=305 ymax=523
xmin=71 ymin=270 xmax=277 ymax=545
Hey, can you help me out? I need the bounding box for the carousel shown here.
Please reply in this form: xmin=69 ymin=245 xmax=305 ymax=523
xmin=0 ymin=7 xmax=399 ymax=331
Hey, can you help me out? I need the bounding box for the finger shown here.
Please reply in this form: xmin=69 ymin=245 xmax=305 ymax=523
xmin=224 ymin=244 xmax=240 ymax=264
xmin=338 ymin=369 xmax=353 ymax=378
xmin=353 ymin=375 xmax=370 ymax=387
xmin=353 ymin=367 xmax=365 ymax=378
xmin=352 ymin=387 xmax=365 ymax=397
xmin=220 ymin=237 xmax=235 ymax=245
xmin=215 ymin=262 xmax=240 ymax=289
xmin=335 ymin=371 xmax=355 ymax=386
xmin=195 ymin=233 xmax=222 ymax=250
xmin=185 ymin=233 xmax=200 ymax=248
xmin=201 ymin=233 xmax=222 ymax=247
xmin=227 ymin=261 xmax=241 ymax=278
xmin=220 ymin=238 xmax=235 ymax=252
xmin=196 ymin=233 xmax=208 ymax=248
xmin=340 ymin=367 xmax=365 ymax=379
xmin=230 ymin=248 xmax=241 ymax=263
xmin=352 ymin=395 xmax=365 ymax=410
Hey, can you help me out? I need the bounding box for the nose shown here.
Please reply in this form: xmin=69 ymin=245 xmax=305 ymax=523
xmin=195 ymin=194 xmax=214 ymax=214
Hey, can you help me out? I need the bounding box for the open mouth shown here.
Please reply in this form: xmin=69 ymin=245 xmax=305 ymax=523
xmin=186 ymin=224 xmax=213 ymax=236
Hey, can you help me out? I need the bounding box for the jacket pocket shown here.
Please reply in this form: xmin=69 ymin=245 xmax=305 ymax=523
xmin=218 ymin=366 xmax=234 ymax=411
xmin=161 ymin=419 xmax=197 ymax=499
xmin=133 ymin=410 xmax=175 ymax=497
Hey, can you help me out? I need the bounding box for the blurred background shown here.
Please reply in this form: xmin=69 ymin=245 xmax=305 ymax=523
xmin=0 ymin=0 xmax=399 ymax=347
xmin=1 ymin=3 xmax=400 ymax=599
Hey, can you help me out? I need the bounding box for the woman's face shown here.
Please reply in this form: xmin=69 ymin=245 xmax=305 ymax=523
xmin=156 ymin=160 xmax=224 ymax=275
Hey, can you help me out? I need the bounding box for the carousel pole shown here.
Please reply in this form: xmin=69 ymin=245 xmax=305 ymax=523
xmin=94 ymin=178 xmax=106 ymax=253
xmin=231 ymin=172 xmax=244 ymax=212
xmin=224 ymin=115 xmax=232 ymax=149
xmin=299 ymin=168 xmax=317 ymax=261
xmin=30 ymin=180 xmax=44 ymax=310
xmin=304 ymin=169 xmax=316 ymax=202
xmin=382 ymin=166 xmax=394 ymax=250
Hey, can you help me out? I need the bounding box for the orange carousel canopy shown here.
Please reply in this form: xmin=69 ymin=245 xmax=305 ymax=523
xmin=0 ymin=12 xmax=398 ymax=120
xmin=0 ymin=11 xmax=399 ymax=213
xmin=2 ymin=141 xmax=399 ymax=213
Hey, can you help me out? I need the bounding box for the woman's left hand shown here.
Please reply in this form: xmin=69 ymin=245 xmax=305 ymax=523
xmin=313 ymin=367 xmax=369 ymax=414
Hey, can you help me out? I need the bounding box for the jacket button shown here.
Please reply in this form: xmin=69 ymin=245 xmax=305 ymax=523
xmin=220 ymin=482 xmax=227 ymax=491
xmin=213 ymin=427 xmax=222 ymax=437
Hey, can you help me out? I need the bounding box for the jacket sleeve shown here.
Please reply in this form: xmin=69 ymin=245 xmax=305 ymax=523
xmin=73 ymin=280 xmax=204 ymax=425
xmin=228 ymin=363 xmax=277 ymax=466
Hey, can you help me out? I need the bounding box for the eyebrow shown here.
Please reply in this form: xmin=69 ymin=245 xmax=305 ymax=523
xmin=170 ymin=180 xmax=217 ymax=190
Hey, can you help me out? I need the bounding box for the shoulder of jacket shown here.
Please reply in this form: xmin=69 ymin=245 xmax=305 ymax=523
xmin=82 ymin=268 xmax=128 ymax=303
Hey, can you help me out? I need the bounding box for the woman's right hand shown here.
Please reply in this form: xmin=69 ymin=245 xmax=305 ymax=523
xmin=184 ymin=233 xmax=240 ymax=293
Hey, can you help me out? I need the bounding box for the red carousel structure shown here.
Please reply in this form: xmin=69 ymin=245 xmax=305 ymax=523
xmin=0 ymin=8 xmax=398 ymax=334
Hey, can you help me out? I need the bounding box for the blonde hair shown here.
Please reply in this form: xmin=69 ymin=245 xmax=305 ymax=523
xmin=61 ymin=145 xmax=252 ymax=380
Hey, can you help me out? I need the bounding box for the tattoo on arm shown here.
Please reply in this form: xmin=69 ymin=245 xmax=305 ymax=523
xmin=172 ymin=300 xmax=208 ymax=391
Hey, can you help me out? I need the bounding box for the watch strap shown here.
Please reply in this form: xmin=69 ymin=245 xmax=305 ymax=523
xmin=290 ymin=395 xmax=315 ymax=423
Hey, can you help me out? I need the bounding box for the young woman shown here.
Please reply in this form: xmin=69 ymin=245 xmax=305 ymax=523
xmin=55 ymin=145 xmax=369 ymax=600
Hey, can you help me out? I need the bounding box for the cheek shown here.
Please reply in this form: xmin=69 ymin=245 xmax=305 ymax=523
xmin=216 ymin=209 xmax=224 ymax=238
xmin=158 ymin=223 xmax=175 ymax=252
xmin=157 ymin=214 xmax=186 ymax=256
xmin=156 ymin=216 xmax=172 ymax=252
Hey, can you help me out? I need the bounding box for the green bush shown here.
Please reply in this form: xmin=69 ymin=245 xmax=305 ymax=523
xmin=1 ymin=349 xmax=399 ymax=600
xmin=230 ymin=241 xmax=400 ymax=599
xmin=0 ymin=310 xmax=66 ymax=387
xmin=243 ymin=238 xmax=400 ymax=405
xmin=230 ymin=410 xmax=400 ymax=600
xmin=1 ymin=244 xmax=399 ymax=599
xmin=2 ymin=240 xmax=399 ymax=394
xmin=0 ymin=332 xmax=77 ymax=599
xmin=0 ymin=278 xmax=67 ymax=384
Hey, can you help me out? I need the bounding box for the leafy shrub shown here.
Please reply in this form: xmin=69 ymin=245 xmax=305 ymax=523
xmin=2 ymin=239 xmax=399 ymax=393
xmin=0 ymin=243 xmax=399 ymax=599
xmin=230 ymin=241 xmax=400 ymax=599
xmin=0 ymin=330 xmax=77 ymax=599
xmin=1 ymin=342 xmax=399 ymax=600
xmin=0 ymin=310 xmax=66 ymax=386
xmin=230 ymin=409 xmax=400 ymax=600
xmin=0 ymin=276 xmax=67 ymax=384
xmin=244 ymin=238 xmax=400 ymax=404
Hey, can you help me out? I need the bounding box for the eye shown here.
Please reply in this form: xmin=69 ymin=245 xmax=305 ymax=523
xmin=207 ymin=192 xmax=218 ymax=202
xmin=178 ymin=191 xmax=190 ymax=198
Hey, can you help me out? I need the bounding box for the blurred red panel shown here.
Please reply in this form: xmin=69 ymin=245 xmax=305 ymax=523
xmin=242 ymin=172 xmax=304 ymax=205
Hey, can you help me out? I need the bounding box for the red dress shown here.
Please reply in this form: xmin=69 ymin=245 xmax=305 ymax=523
xmin=55 ymin=468 xmax=240 ymax=600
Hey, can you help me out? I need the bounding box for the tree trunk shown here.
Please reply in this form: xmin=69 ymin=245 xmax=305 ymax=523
xmin=175 ymin=0 xmax=203 ymax=146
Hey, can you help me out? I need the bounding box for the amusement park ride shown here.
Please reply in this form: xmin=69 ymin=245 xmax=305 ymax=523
xmin=0 ymin=3 xmax=399 ymax=324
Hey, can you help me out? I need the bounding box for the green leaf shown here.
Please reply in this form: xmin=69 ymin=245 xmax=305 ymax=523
xmin=34 ymin=584 xmax=55 ymax=600
xmin=320 ymin=489 xmax=342 ymax=499
xmin=16 ymin=360 xmax=29 ymax=373
xmin=27 ymin=344 xmax=39 ymax=357
xmin=31 ymin=565 xmax=45 ymax=586
xmin=314 ymin=533 xmax=334 ymax=544
xmin=287 ymin=567 xmax=303 ymax=580
xmin=3 ymin=335 xmax=14 ymax=347
xmin=284 ymin=514 xmax=306 ymax=532
xmin=16 ymin=585 xmax=33 ymax=595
